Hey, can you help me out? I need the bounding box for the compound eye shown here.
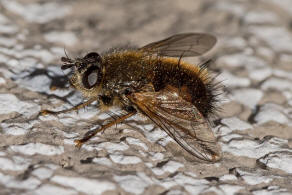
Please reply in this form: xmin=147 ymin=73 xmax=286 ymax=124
xmin=84 ymin=52 xmax=102 ymax=62
xmin=88 ymin=71 xmax=98 ymax=87
xmin=82 ymin=66 xmax=101 ymax=89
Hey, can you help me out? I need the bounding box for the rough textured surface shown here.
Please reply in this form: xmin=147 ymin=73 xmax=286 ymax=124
xmin=1 ymin=0 xmax=292 ymax=194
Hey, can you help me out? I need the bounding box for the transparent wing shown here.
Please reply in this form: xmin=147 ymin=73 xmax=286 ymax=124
xmin=139 ymin=33 xmax=217 ymax=57
xmin=128 ymin=86 xmax=221 ymax=162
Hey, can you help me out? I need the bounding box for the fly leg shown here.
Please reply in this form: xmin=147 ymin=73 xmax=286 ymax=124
xmin=74 ymin=110 xmax=137 ymax=148
xmin=40 ymin=98 xmax=98 ymax=116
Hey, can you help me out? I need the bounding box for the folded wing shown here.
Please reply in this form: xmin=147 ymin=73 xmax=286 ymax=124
xmin=128 ymin=86 xmax=221 ymax=162
xmin=139 ymin=33 xmax=217 ymax=57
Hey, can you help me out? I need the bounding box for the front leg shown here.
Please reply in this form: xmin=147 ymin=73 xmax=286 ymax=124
xmin=41 ymin=97 xmax=98 ymax=116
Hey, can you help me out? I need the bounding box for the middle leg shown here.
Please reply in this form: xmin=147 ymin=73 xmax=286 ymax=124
xmin=74 ymin=109 xmax=137 ymax=148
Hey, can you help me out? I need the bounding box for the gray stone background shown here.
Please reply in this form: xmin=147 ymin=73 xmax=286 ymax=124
xmin=0 ymin=0 xmax=292 ymax=194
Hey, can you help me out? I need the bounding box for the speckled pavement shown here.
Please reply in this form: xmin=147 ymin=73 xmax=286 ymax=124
xmin=0 ymin=0 xmax=292 ymax=194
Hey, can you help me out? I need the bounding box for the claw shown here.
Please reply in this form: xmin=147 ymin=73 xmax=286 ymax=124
xmin=74 ymin=139 xmax=83 ymax=149
xmin=40 ymin=109 xmax=57 ymax=116
xmin=50 ymin=86 xmax=57 ymax=91
xmin=40 ymin=110 xmax=49 ymax=116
